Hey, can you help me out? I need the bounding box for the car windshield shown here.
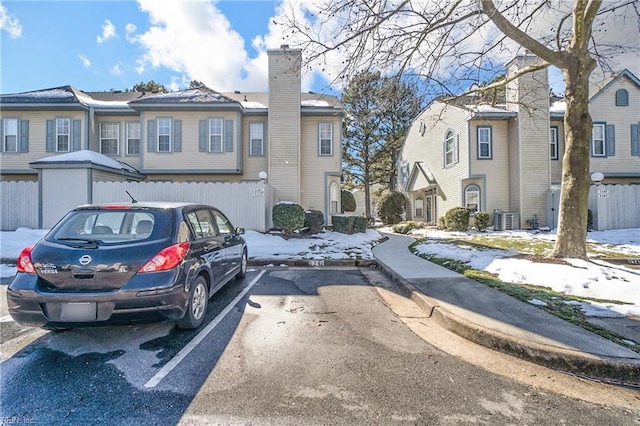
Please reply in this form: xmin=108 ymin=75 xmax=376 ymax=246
xmin=48 ymin=209 xmax=172 ymax=244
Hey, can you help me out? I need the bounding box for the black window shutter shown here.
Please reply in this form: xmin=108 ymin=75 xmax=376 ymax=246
xmin=605 ymin=124 xmax=615 ymax=156
xmin=173 ymin=119 xmax=182 ymax=152
xmin=199 ymin=120 xmax=207 ymax=152
xmin=46 ymin=119 xmax=55 ymax=152
xmin=72 ymin=119 xmax=81 ymax=151
xmin=224 ymin=119 xmax=233 ymax=152
xmin=19 ymin=119 xmax=29 ymax=152
xmin=147 ymin=120 xmax=156 ymax=152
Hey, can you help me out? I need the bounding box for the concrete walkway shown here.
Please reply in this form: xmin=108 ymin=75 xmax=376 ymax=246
xmin=372 ymin=233 xmax=640 ymax=386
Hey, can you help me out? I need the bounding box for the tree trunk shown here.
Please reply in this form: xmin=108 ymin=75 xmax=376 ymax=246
xmin=364 ymin=167 xmax=372 ymax=218
xmin=550 ymin=62 xmax=593 ymax=259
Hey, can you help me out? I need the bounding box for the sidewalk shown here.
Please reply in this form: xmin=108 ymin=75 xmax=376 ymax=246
xmin=372 ymin=233 xmax=640 ymax=386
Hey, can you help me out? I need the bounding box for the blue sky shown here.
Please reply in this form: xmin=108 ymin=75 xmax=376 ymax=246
xmin=1 ymin=1 xmax=638 ymax=97
xmin=1 ymin=0 xmax=301 ymax=94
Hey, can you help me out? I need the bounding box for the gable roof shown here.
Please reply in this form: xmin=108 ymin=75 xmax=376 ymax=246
xmin=589 ymin=69 xmax=640 ymax=102
xmin=0 ymin=85 xmax=86 ymax=106
xmin=406 ymin=161 xmax=437 ymax=192
xmin=129 ymin=86 xmax=238 ymax=105
xmin=29 ymin=150 xmax=144 ymax=179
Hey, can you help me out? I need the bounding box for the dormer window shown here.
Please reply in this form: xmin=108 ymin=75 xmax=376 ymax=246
xmin=615 ymin=89 xmax=629 ymax=106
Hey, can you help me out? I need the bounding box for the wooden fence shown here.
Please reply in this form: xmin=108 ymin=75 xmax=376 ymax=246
xmin=547 ymin=184 xmax=640 ymax=231
xmin=1 ymin=180 xmax=274 ymax=232
xmin=588 ymin=184 xmax=640 ymax=231
xmin=1 ymin=181 xmax=38 ymax=230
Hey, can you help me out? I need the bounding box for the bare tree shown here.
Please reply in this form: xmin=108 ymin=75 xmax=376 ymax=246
xmin=278 ymin=0 xmax=639 ymax=259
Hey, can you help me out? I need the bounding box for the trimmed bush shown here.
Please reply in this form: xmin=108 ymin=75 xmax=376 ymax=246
xmin=353 ymin=216 xmax=369 ymax=233
xmin=272 ymin=202 xmax=304 ymax=234
xmin=474 ymin=211 xmax=490 ymax=232
xmin=437 ymin=216 xmax=447 ymax=230
xmin=375 ymin=190 xmax=407 ymax=225
xmin=341 ymin=190 xmax=356 ymax=213
xmin=304 ymin=210 xmax=324 ymax=234
xmin=392 ymin=221 xmax=425 ymax=234
xmin=444 ymin=207 xmax=470 ymax=232
xmin=331 ymin=215 xmax=368 ymax=234
xmin=332 ymin=215 xmax=353 ymax=234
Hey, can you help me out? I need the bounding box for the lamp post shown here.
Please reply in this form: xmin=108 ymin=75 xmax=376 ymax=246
xmin=590 ymin=172 xmax=608 ymax=198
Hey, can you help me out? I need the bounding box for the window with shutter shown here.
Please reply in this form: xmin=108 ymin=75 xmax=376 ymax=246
xmin=249 ymin=122 xmax=264 ymax=156
xmin=56 ymin=118 xmax=71 ymax=152
xmin=477 ymin=126 xmax=492 ymax=159
xmin=157 ymin=118 xmax=171 ymax=152
xmin=2 ymin=118 xmax=18 ymax=152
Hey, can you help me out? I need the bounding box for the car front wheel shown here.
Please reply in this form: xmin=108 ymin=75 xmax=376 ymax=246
xmin=177 ymin=276 xmax=208 ymax=329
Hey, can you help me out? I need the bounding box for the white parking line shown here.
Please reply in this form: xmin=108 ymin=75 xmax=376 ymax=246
xmin=144 ymin=270 xmax=266 ymax=389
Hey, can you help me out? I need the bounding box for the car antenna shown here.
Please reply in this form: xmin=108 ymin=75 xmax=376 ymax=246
xmin=126 ymin=190 xmax=138 ymax=204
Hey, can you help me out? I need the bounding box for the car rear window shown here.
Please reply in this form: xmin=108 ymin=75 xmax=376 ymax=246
xmin=48 ymin=209 xmax=172 ymax=244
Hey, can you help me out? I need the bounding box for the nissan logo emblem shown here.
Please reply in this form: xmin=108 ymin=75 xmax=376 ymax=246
xmin=79 ymin=255 xmax=92 ymax=265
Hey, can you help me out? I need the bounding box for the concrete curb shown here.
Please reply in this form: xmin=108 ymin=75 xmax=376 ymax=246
xmin=374 ymin=256 xmax=640 ymax=387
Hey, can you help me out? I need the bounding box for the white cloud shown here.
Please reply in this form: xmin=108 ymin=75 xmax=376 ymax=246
xmin=129 ymin=0 xmax=256 ymax=91
xmin=97 ymin=20 xmax=117 ymax=43
xmin=110 ymin=63 xmax=122 ymax=76
xmin=0 ymin=4 xmax=22 ymax=39
xmin=125 ymin=23 xmax=137 ymax=42
xmin=79 ymin=53 xmax=92 ymax=68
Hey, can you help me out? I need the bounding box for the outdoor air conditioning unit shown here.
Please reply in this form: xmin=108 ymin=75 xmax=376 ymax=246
xmin=493 ymin=211 xmax=520 ymax=231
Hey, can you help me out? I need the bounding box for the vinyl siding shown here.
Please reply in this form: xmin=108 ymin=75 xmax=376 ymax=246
xmin=469 ymin=120 xmax=510 ymax=214
xmin=300 ymin=116 xmax=342 ymax=211
xmin=508 ymin=119 xmax=521 ymax=214
xmin=91 ymin=169 xmax=130 ymax=182
xmin=142 ymin=111 xmax=239 ymax=171
xmin=92 ymin=115 xmax=141 ymax=160
xmin=241 ymin=117 xmax=269 ymax=181
xmin=0 ymin=110 xmax=85 ymax=173
xmin=588 ymin=77 xmax=640 ymax=175
xmin=268 ymin=50 xmax=301 ymax=203
xmin=506 ymin=58 xmax=550 ymax=226
xmin=550 ymin=120 xmax=564 ymax=184
xmin=398 ymin=101 xmax=469 ymax=220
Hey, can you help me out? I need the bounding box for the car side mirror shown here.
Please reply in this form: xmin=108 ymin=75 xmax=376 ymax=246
xmin=235 ymin=227 xmax=245 ymax=235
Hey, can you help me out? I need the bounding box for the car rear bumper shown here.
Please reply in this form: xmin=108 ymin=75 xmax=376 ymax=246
xmin=6 ymin=271 xmax=192 ymax=328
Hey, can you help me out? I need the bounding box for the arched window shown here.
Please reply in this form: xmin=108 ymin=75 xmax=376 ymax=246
xmin=465 ymin=185 xmax=480 ymax=214
xmin=615 ymin=89 xmax=629 ymax=106
xmin=443 ymin=130 xmax=457 ymax=167
xmin=414 ymin=197 xmax=424 ymax=218
xmin=330 ymin=182 xmax=339 ymax=213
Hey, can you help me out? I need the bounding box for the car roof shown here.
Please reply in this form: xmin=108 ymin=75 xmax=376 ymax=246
xmin=74 ymin=201 xmax=212 ymax=210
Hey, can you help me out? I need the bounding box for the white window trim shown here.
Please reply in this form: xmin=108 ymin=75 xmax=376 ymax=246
xmin=100 ymin=122 xmax=120 ymax=156
xmin=56 ymin=117 xmax=71 ymax=152
xmin=126 ymin=122 xmax=141 ymax=155
xmin=157 ymin=118 xmax=172 ymax=152
xmin=330 ymin=181 xmax=339 ymax=213
xmin=414 ymin=196 xmax=424 ymax=218
xmin=592 ymin=123 xmax=606 ymax=157
xmin=550 ymin=127 xmax=559 ymax=160
xmin=209 ymin=118 xmax=223 ymax=153
xmin=477 ymin=126 xmax=492 ymax=159
xmin=319 ymin=123 xmax=333 ymax=156
xmin=249 ymin=122 xmax=264 ymax=156
xmin=465 ymin=185 xmax=480 ymax=214
xmin=444 ymin=131 xmax=455 ymax=167
xmin=3 ymin=117 xmax=18 ymax=152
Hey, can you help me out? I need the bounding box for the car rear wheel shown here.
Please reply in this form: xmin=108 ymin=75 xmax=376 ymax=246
xmin=236 ymin=249 xmax=247 ymax=280
xmin=177 ymin=276 xmax=208 ymax=329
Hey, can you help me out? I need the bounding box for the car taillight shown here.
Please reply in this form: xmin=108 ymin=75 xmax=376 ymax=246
xmin=17 ymin=245 xmax=35 ymax=274
xmin=138 ymin=242 xmax=190 ymax=273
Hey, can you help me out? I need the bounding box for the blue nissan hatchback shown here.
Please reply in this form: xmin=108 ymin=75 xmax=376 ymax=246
xmin=7 ymin=202 xmax=247 ymax=330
